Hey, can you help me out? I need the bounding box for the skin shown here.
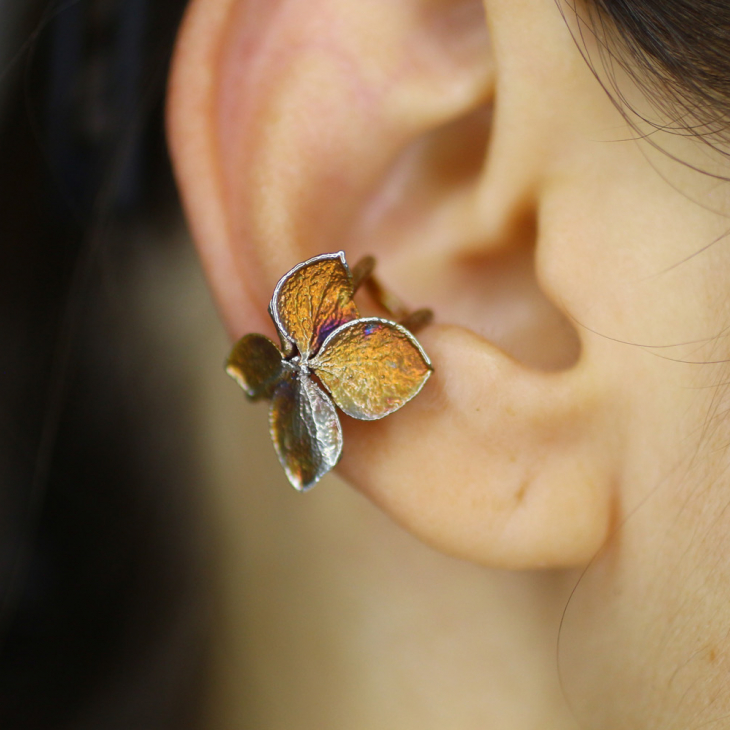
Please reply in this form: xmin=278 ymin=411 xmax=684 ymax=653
xmin=167 ymin=0 xmax=730 ymax=727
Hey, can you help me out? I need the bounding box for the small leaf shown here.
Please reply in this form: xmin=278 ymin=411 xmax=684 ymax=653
xmin=311 ymin=318 xmax=432 ymax=421
xmin=270 ymin=371 xmax=343 ymax=491
xmin=226 ymin=333 xmax=283 ymax=400
xmin=270 ymin=252 xmax=359 ymax=359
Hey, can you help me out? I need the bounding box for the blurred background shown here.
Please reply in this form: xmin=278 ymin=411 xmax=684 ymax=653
xmin=0 ymin=0 xmax=212 ymax=726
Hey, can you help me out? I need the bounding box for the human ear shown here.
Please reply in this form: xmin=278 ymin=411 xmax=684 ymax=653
xmin=167 ymin=0 xmax=621 ymax=569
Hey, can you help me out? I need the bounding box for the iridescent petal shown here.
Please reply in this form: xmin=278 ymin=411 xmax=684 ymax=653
xmin=310 ymin=318 xmax=433 ymax=421
xmin=226 ymin=333 xmax=284 ymax=400
xmin=270 ymin=370 xmax=343 ymax=491
xmin=270 ymin=252 xmax=359 ymax=359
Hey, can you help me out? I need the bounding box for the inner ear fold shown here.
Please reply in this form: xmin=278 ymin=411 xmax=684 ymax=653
xmin=348 ymin=104 xmax=580 ymax=372
xmin=437 ymin=245 xmax=582 ymax=371
xmin=369 ymin=104 xmax=493 ymax=212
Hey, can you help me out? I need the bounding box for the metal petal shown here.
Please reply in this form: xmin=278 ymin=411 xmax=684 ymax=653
xmin=226 ymin=333 xmax=284 ymax=400
xmin=270 ymin=370 xmax=343 ymax=491
xmin=270 ymin=251 xmax=359 ymax=359
xmin=310 ymin=318 xmax=433 ymax=421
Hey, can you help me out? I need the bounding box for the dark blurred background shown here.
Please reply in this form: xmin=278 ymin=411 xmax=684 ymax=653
xmin=0 ymin=1 xmax=211 ymax=727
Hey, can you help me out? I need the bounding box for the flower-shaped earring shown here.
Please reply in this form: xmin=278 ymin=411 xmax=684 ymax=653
xmin=226 ymin=251 xmax=433 ymax=491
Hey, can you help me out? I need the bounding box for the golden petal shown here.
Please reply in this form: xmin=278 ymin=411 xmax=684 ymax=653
xmin=311 ymin=318 xmax=433 ymax=421
xmin=270 ymin=370 xmax=343 ymax=491
xmin=226 ymin=333 xmax=283 ymax=400
xmin=270 ymin=252 xmax=359 ymax=359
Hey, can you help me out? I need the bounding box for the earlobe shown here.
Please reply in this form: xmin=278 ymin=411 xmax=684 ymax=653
xmin=340 ymin=323 xmax=617 ymax=568
xmin=168 ymin=0 xmax=619 ymax=569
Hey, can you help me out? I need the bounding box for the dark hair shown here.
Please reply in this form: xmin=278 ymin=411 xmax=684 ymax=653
xmin=0 ymin=1 xmax=209 ymax=728
xmin=576 ymin=0 xmax=730 ymax=149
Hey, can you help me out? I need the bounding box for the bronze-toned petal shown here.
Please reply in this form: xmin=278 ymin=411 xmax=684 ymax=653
xmin=270 ymin=252 xmax=359 ymax=359
xmin=310 ymin=318 xmax=433 ymax=421
xmin=270 ymin=370 xmax=343 ymax=491
xmin=226 ymin=333 xmax=284 ymax=400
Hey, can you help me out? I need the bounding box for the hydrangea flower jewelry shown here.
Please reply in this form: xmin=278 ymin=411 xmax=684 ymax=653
xmin=226 ymin=252 xmax=433 ymax=491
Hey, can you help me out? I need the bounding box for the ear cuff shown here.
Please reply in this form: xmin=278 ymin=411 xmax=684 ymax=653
xmin=226 ymin=251 xmax=434 ymax=491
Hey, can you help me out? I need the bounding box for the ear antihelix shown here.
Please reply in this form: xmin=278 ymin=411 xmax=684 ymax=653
xmin=171 ymin=0 xmax=494 ymax=294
